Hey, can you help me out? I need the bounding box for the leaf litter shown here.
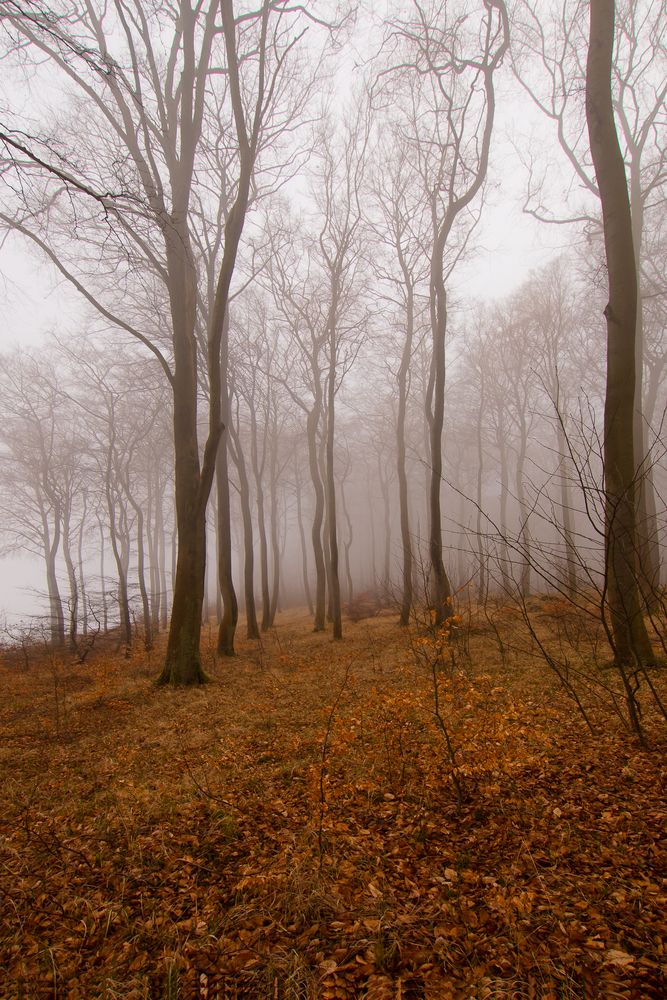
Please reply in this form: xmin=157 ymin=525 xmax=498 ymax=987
xmin=0 ymin=610 xmax=664 ymax=998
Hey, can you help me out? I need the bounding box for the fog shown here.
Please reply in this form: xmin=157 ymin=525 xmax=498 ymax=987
xmin=0 ymin=0 xmax=664 ymax=678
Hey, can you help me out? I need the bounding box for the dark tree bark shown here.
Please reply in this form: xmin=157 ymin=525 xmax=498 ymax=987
xmin=585 ymin=0 xmax=653 ymax=668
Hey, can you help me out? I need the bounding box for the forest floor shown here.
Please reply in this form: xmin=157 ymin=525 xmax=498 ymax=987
xmin=0 ymin=606 xmax=665 ymax=999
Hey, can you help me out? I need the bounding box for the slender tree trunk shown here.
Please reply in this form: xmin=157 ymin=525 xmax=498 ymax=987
xmin=514 ymin=419 xmax=532 ymax=597
xmin=77 ymin=493 xmax=88 ymax=636
xmin=307 ymin=406 xmax=327 ymax=631
xmin=98 ymin=517 xmax=108 ymax=634
xmin=229 ymin=415 xmax=259 ymax=639
xmin=157 ymin=487 xmax=168 ymax=631
xmin=396 ymin=284 xmax=414 ymax=625
xmin=475 ymin=372 xmax=487 ymax=605
xmin=106 ymin=487 xmax=132 ymax=652
xmin=294 ymin=461 xmax=314 ymax=614
xmin=427 ymin=244 xmax=453 ymax=624
xmin=228 ymin=412 xmax=259 ymax=639
xmin=147 ymin=473 xmax=160 ymax=632
xmin=368 ymin=486 xmax=377 ymax=588
xmin=268 ymin=430 xmax=281 ymax=627
xmin=42 ymin=511 xmax=65 ymax=645
xmin=585 ymin=0 xmax=653 ymax=667
xmin=249 ymin=406 xmax=271 ymax=632
xmin=62 ymin=506 xmax=79 ymax=649
xmin=217 ymin=322 xmax=238 ymax=655
xmin=340 ymin=475 xmax=354 ymax=607
xmin=629 ymin=166 xmax=661 ymax=603
xmin=325 ymin=346 xmax=342 ymax=638
xmin=496 ymin=408 xmax=512 ymax=592
xmin=134 ymin=503 xmax=153 ymax=650
xmin=212 ymin=487 xmax=222 ymax=622
xmin=556 ymin=418 xmax=578 ymax=597
xmin=217 ymin=425 xmax=238 ymax=654
xmin=378 ymin=455 xmax=391 ymax=598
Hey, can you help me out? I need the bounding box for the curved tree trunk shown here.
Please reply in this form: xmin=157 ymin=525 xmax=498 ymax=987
xmin=427 ymin=244 xmax=453 ymax=625
xmin=585 ymin=0 xmax=653 ymax=671
xmin=42 ymin=509 xmax=65 ymax=646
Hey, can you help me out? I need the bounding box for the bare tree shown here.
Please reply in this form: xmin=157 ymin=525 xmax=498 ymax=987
xmin=384 ymin=0 xmax=509 ymax=624
xmin=0 ymin=0 xmax=328 ymax=683
xmin=513 ymin=0 xmax=667 ymax=599
xmin=585 ymin=0 xmax=654 ymax=678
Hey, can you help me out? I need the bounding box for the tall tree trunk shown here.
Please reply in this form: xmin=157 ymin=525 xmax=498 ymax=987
xmin=294 ymin=460 xmax=314 ymax=614
xmin=585 ymin=0 xmax=653 ymax=667
xmin=340 ymin=475 xmax=354 ymax=607
xmin=629 ymin=164 xmax=660 ymax=603
xmin=496 ymin=407 xmax=512 ymax=592
xmin=98 ymin=516 xmax=108 ymax=634
xmin=396 ymin=283 xmax=414 ymax=625
xmin=157 ymin=485 xmax=168 ymax=631
xmin=307 ymin=406 xmax=327 ymax=631
xmin=229 ymin=411 xmax=260 ymax=639
xmin=325 ymin=345 xmax=342 ymax=639
xmin=378 ymin=455 xmax=391 ymax=597
xmin=268 ymin=430 xmax=281 ymax=627
xmin=217 ymin=427 xmax=238 ymax=654
xmin=250 ymin=406 xmax=271 ymax=632
xmin=42 ymin=510 xmax=65 ymax=646
xmin=127 ymin=492 xmax=153 ymax=651
xmin=147 ymin=473 xmax=161 ymax=632
xmin=217 ymin=325 xmax=238 ymax=655
xmin=62 ymin=505 xmax=79 ymax=649
xmin=160 ymin=222 xmax=207 ymax=684
xmin=106 ymin=487 xmax=132 ymax=652
xmin=77 ymin=492 xmax=88 ymax=636
xmin=556 ymin=417 xmax=578 ymax=598
xmin=475 ymin=371 xmax=487 ymax=605
xmin=514 ymin=417 xmax=532 ymax=597
xmin=426 ymin=245 xmax=453 ymax=624
xmin=368 ymin=485 xmax=377 ymax=588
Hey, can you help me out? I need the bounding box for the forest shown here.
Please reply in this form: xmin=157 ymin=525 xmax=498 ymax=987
xmin=0 ymin=0 xmax=665 ymax=997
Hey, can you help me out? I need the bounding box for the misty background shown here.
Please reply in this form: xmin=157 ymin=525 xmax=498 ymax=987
xmin=0 ymin=0 xmax=664 ymax=649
